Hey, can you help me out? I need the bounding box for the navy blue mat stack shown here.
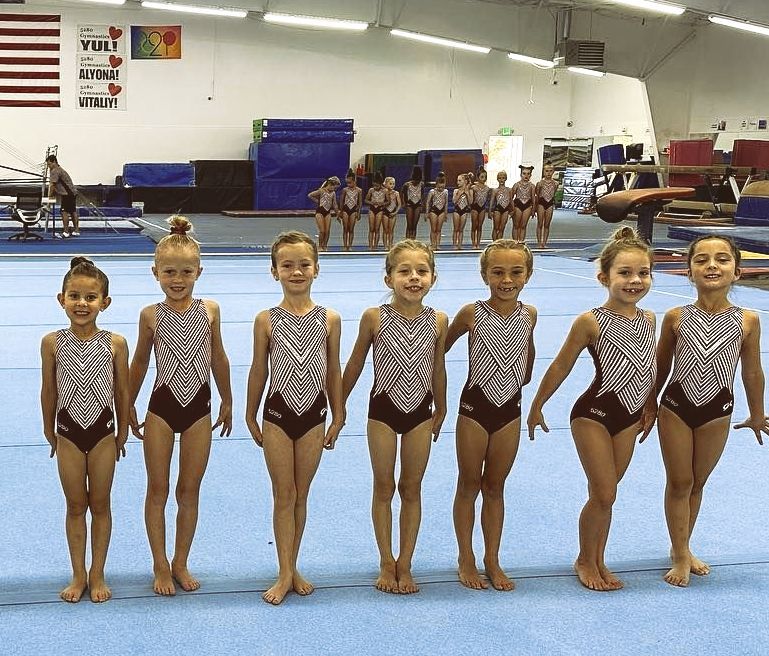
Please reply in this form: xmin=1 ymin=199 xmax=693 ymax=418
xmin=250 ymin=119 xmax=353 ymax=211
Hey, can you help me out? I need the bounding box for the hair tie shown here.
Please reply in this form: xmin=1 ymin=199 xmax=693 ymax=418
xmin=170 ymin=226 xmax=187 ymax=235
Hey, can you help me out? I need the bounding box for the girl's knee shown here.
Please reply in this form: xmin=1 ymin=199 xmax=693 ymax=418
xmin=481 ymin=478 xmax=505 ymax=500
xmin=66 ymin=499 xmax=89 ymax=517
xmin=272 ymin=484 xmax=297 ymax=510
xmin=88 ymin=495 xmax=112 ymax=516
xmin=667 ymin=474 xmax=694 ymax=498
xmin=373 ymin=479 xmax=396 ymax=503
xmin=397 ymin=479 xmax=422 ymax=503
xmin=456 ymin=474 xmax=481 ymax=499
xmin=588 ymin=486 xmax=617 ymax=510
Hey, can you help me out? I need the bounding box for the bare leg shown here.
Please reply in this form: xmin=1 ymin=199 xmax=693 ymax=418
xmin=367 ymin=420 xmax=398 ymax=593
xmin=171 ymin=414 xmax=213 ymax=592
xmin=453 ymin=213 xmax=467 ymax=250
xmin=481 ymin=419 xmax=521 ymax=591
xmin=396 ymin=419 xmax=433 ymax=594
xmin=453 ymin=416 xmax=488 ymax=590
xmin=61 ymin=211 xmax=71 ymax=235
xmin=142 ymin=412 xmax=176 ymax=595
xmin=428 ymin=213 xmax=441 ymax=250
xmin=56 ymin=436 xmax=89 ymax=602
xmin=541 ymin=207 xmax=554 ymax=247
xmin=314 ymin=214 xmax=325 ymax=250
xmin=518 ymin=209 xmax=533 ymax=243
xmin=85 ymin=435 xmax=117 ymax=602
xmin=512 ymin=209 xmax=523 ymax=241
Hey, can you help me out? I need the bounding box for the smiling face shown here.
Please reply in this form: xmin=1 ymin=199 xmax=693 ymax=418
xmin=58 ymin=274 xmax=110 ymax=328
xmin=482 ymin=248 xmax=531 ymax=303
xmin=385 ymin=247 xmax=435 ymax=303
xmin=598 ymin=248 xmax=652 ymax=305
xmin=153 ymin=247 xmax=202 ymax=304
xmin=272 ymin=241 xmax=318 ymax=294
xmin=687 ymin=237 xmax=741 ymax=291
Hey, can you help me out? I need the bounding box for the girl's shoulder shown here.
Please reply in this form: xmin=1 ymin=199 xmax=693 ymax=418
xmin=522 ymin=303 xmax=538 ymax=323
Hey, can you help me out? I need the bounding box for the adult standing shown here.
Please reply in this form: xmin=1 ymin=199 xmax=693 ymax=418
xmin=47 ymin=155 xmax=79 ymax=238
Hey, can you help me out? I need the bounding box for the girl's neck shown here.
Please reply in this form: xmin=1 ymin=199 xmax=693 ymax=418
xmin=164 ymin=296 xmax=194 ymax=312
xmin=603 ymin=297 xmax=639 ymax=318
xmin=280 ymin=295 xmax=315 ymax=315
xmin=694 ymin=290 xmax=732 ymax=313
xmin=69 ymin=323 xmax=99 ymax=340
xmin=487 ymin=295 xmax=520 ymax=315
xmin=390 ymin=297 xmax=425 ymax=318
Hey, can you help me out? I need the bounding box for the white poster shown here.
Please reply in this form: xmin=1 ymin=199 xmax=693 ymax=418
xmin=76 ymin=25 xmax=127 ymax=110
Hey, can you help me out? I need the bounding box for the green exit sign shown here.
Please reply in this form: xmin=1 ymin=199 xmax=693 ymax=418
xmin=498 ymin=127 xmax=514 ymax=136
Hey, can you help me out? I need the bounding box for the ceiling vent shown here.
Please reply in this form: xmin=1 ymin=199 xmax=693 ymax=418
xmin=554 ymin=40 xmax=605 ymax=68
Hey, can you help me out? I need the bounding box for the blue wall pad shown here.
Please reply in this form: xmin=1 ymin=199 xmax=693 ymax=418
xmin=254 ymin=118 xmax=353 ymax=131
xmin=122 ymin=163 xmax=195 ymax=187
xmin=735 ymin=196 xmax=769 ymax=226
xmin=253 ymin=179 xmax=318 ymax=211
xmin=255 ymin=130 xmax=354 ymax=143
xmin=250 ymin=142 xmax=350 ymax=179
xmin=667 ymin=225 xmax=769 ymax=255
xmin=597 ymin=144 xmax=625 ymax=166
xmin=417 ymin=149 xmax=484 ymax=182
xmin=380 ymin=163 xmax=414 ymax=189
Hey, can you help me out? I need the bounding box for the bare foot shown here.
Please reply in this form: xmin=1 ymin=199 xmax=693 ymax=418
xmin=153 ymin=567 xmax=176 ymax=596
xmin=664 ymin=557 xmax=691 ymax=587
xmin=293 ymin=571 xmax=314 ymax=596
xmin=263 ymin=576 xmax=292 ymax=605
xmin=484 ymin=562 xmax=515 ymax=592
xmin=171 ymin=565 xmax=200 ymax=592
xmin=689 ymin=553 xmax=710 ymax=576
xmin=60 ymin=576 xmax=88 ymax=603
xmin=598 ymin=564 xmax=624 ymax=590
xmin=375 ymin=561 xmax=399 ymax=594
xmin=88 ymin=573 xmax=112 ymax=603
xmin=574 ymin=559 xmax=610 ymax=592
xmin=396 ymin=562 xmax=419 ymax=594
xmin=458 ymin=557 xmax=488 ymax=590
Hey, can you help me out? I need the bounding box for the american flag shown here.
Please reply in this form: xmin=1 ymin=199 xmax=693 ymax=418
xmin=0 ymin=13 xmax=60 ymax=107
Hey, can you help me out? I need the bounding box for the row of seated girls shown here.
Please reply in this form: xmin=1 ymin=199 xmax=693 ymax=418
xmin=44 ymin=217 xmax=767 ymax=606
xmin=307 ymin=164 xmax=560 ymax=253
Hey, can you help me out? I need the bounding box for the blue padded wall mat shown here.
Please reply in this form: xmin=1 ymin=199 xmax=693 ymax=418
xmin=255 ymin=118 xmax=354 ymax=130
xmin=122 ymin=163 xmax=195 ymax=187
xmin=253 ymin=179 xmax=319 ymax=211
xmin=250 ymin=142 xmax=350 ymax=180
xmin=256 ymin=130 xmax=354 ymax=143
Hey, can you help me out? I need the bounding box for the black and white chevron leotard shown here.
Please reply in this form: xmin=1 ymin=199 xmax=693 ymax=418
xmin=494 ymin=186 xmax=512 ymax=213
xmin=471 ymin=184 xmax=489 ymax=212
xmin=512 ymin=180 xmax=534 ymax=211
xmin=55 ymin=329 xmax=116 ymax=453
xmin=661 ymin=304 xmax=743 ymax=429
xmin=341 ymin=186 xmax=361 ymax=214
xmin=428 ymin=189 xmax=448 ymax=215
xmin=536 ymin=179 xmax=558 ymax=210
xmin=570 ymin=307 xmax=656 ymax=435
xmin=459 ymin=301 xmax=533 ymax=434
xmin=148 ymin=299 xmax=212 ymax=434
xmin=263 ymin=305 xmax=328 ymax=440
xmin=404 ymin=181 xmax=423 ymax=209
xmin=369 ymin=304 xmax=437 ymax=434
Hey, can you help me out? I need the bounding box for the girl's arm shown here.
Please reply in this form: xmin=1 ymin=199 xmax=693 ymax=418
xmin=331 ymin=191 xmax=339 ymax=214
xmin=490 ymin=188 xmax=498 ymax=208
xmin=307 ymin=188 xmax=322 ymax=203
xmin=467 ymin=187 xmax=474 ymax=204
xmin=734 ymin=311 xmax=768 ymax=444
xmin=208 ymin=300 xmax=233 ymax=437
xmin=324 ymin=309 xmax=345 ymax=449
xmin=245 ymin=310 xmax=271 ymax=447
xmin=356 ymin=187 xmax=363 ymax=213
xmin=526 ymin=311 xmax=597 ymax=439
xmin=342 ymin=307 xmax=377 ymax=401
xmin=654 ymin=308 xmax=679 ymax=395
xmin=128 ymin=306 xmax=155 ymax=439
xmin=394 ymin=191 xmax=402 ymax=213
xmin=40 ymin=333 xmax=58 ymax=458
xmin=452 ymin=188 xmax=460 ymax=204
xmin=431 ymin=312 xmax=449 ymax=441
xmin=445 ymin=303 xmax=474 ymax=352
xmin=638 ymin=310 xmax=658 ymax=442
xmin=364 ymin=188 xmax=373 ymax=206
xmin=112 ymin=334 xmax=130 ymax=460
xmin=523 ymin=305 xmax=538 ymax=386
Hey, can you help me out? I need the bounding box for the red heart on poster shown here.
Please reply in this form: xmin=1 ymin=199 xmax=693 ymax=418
xmin=108 ymin=83 xmax=122 ymax=96
xmin=109 ymin=55 xmax=122 ymax=68
xmin=108 ymin=26 xmax=123 ymax=40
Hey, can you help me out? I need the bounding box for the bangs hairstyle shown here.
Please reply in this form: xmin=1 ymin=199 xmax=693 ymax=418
xmin=62 ymin=256 xmax=109 ymax=296
xmin=686 ymin=234 xmax=741 ymax=269
xmin=385 ymin=239 xmax=435 ymax=276
xmin=270 ymin=231 xmax=319 ymax=268
xmin=598 ymin=226 xmax=653 ymax=275
xmin=155 ymin=215 xmax=200 ymax=260
xmin=480 ymin=239 xmax=533 ymax=276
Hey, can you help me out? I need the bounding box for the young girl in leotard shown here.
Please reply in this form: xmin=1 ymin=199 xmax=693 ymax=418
xmin=129 ymin=216 xmax=233 ymax=596
xmin=489 ymin=171 xmax=511 ymax=241
xmin=511 ymin=165 xmax=535 ymax=242
xmin=41 ymin=257 xmax=129 ymax=603
xmin=470 ymin=167 xmax=490 ymax=249
xmin=425 ymin=171 xmax=448 ymax=250
xmin=655 ymin=235 xmax=768 ymax=587
xmin=527 ymin=227 xmax=657 ymax=592
xmin=308 ymin=176 xmax=340 ymax=252
xmin=339 ymin=169 xmax=363 ymax=251
xmin=446 ymin=240 xmax=537 ymax=591
xmin=246 ymin=231 xmax=344 ymax=605
xmin=382 ymin=176 xmax=401 ymax=251
xmin=452 ymin=172 xmax=474 ymax=250
xmin=365 ymin=172 xmax=387 ymax=250
xmin=401 ymin=166 xmax=424 ymax=240
xmin=535 ymin=163 xmax=559 ymax=248
xmin=343 ymin=240 xmax=447 ymax=594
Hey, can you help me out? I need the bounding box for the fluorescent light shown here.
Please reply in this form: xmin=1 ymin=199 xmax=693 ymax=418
xmin=76 ymin=0 xmax=126 ymax=5
xmin=612 ymin=0 xmax=686 ymax=15
xmin=708 ymin=15 xmax=769 ymax=37
xmin=263 ymin=12 xmax=368 ymax=31
xmin=567 ymin=66 xmax=606 ymax=77
xmin=140 ymin=1 xmax=247 ymax=18
xmin=507 ymin=52 xmax=555 ymax=68
xmin=390 ymin=29 xmax=490 ymax=54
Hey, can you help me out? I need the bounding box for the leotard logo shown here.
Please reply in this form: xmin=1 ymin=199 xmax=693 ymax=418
xmin=590 ymin=407 xmax=606 ymax=417
xmin=460 ymin=402 xmax=474 ymax=412
xmin=268 ymin=409 xmax=282 ymax=419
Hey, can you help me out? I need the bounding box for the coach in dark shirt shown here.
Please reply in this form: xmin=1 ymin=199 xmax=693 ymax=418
xmin=46 ymin=155 xmax=79 ymax=237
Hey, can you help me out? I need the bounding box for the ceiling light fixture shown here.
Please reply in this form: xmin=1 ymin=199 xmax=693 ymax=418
xmin=612 ymin=0 xmax=686 ymax=16
xmin=708 ymin=15 xmax=769 ymax=37
xmin=567 ymin=66 xmax=606 ymax=77
xmin=507 ymin=52 xmax=555 ymax=68
xmin=390 ymin=29 xmax=490 ymax=54
xmin=263 ymin=12 xmax=368 ymax=31
xmin=140 ymin=1 xmax=247 ymax=18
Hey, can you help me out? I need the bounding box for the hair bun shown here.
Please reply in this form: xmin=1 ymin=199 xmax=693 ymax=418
xmin=612 ymin=226 xmax=638 ymax=241
xmin=70 ymin=255 xmax=93 ymax=269
xmin=167 ymin=215 xmax=192 ymax=235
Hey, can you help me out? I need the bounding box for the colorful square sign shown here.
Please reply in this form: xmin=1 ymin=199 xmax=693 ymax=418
xmin=130 ymin=25 xmax=182 ymax=59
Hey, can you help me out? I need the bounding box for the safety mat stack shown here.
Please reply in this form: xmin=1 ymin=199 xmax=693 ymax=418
xmin=561 ymin=167 xmax=595 ymax=210
xmin=250 ymin=119 xmax=354 ymax=211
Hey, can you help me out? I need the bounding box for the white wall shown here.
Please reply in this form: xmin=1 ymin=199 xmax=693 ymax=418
xmin=3 ymin=1 xmax=656 ymax=184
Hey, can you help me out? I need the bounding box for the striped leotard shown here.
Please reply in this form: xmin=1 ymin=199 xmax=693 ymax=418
xmin=459 ymin=301 xmax=533 ymax=434
xmin=369 ymin=304 xmax=438 ymax=434
xmin=263 ymin=305 xmax=328 ymax=440
xmin=536 ymin=179 xmax=558 ymax=210
xmin=454 ymin=191 xmax=470 ymax=216
xmin=404 ymin=181 xmax=423 ymax=209
xmin=316 ymin=189 xmax=336 ymax=217
xmin=471 ymin=184 xmax=490 ymax=212
xmin=384 ymin=191 xmax=399 ymax=218
xmin=494 ymin=186 xmax=511 ymax=213
xmin=428 ymin=188 xmax=448 ymax=214
xmin=570 ymin=307 xmax=656 ymax=436
xmin=512 ymin=181 xmax=534 ymax=211
xmin=369 ymin=187 xmax=387 ymax=214
xmin=341 ymin=186 xmax=361 ymax=214
xmin=661 ymin=305 xmax=743 ymax=428
xmin=148 ymin=299 xmax=212 ymax=434
xmin=55 ymin=329 xmax=115 ymax=453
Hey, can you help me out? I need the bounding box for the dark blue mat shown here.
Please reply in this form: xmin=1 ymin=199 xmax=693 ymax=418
xmin=667 ymin=225 xmax=769 ymax=255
